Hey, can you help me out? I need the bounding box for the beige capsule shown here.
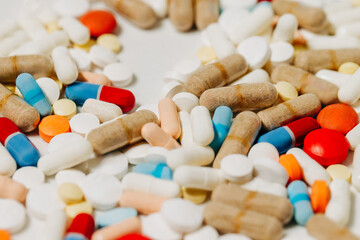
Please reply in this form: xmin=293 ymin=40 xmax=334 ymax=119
xmin=272 ymin=0 xmax=328 ymax=33
xmin=0 ymin=83 xmax=40 ymax=132
xmin=271 ymin=64 xmax=339 ymax=105
xmin=257 ymin=93 xmax=321 ymax=131
xmin=295 ymin=49 xmax=360 ymax=74
xmin=0 ymin=55 xmax=54 ymax=84
xmin=200 ymin=82 xmax=278 ymax=112
xmin=212 ymin=183 xmax=293 ymax=224
xmin=119 ymin=191 xmax=168 ymax=215
xmin=77 ymin=71 xmax=112 ymax=86
xmin=185 ymin=53 xmax=248 ymax=97
xmin=169 ymin=0 xmax=194 ymax=32
xmin=86 ymin=110 xmax=158 ymax=155
xmin=0 ymin=175 xmax=28 ymax=204
xmin=102 ymin=0 xmax=157 ymax=29
xmin=204 ymin=201 xmax=283 ymax=240
xmin=91 ymin=217 xmax=142 ymax=240
xmin=158 ymin=98 xmax=181 ymax=139
xmin=213 ymin=111 xmax=261 ymax=169
xmin=195 ymin=0 xmax=219 ymax=30
xmin=141 ymin=122 xmax=181 ymax=150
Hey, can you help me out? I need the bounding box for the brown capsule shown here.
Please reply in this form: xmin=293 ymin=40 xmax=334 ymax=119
xmin=272 ymin=0 xmax=328 ymax=33
xmin=295 ymin=49 xmax=360 ymax=74
xmin=0 ymin=175 xmax=28 ymax=204
xmin=86 ymin=110 xmax=158 ymax=155
xmin=102 ymin=0 xmax=157 ymax=29
xmin=185 ymin=53 xmax=248 ymax=97
xmin=200 ymin=82 xmax=278 ymax=112
xmin=0 ymin=83 xmax=40 ymax=132
xmin=195 ymin=0 xmax=219 ymax=30
xmin=0 ymin=55 xmax=54 ymax=84
xmin=306 ymin=214 xmax=359 ymax=240
xmin=119 ymin=191 xmax=168 ymax=215
xmin=271 ymin=64 xmax=339 ymax=105
xmin=169 ymin=0 xmax=194 ymax=32
xmin=204 ymin=201 xmax=283 ymax=240
xmin=257 ymin=93 xmax=321 ymax=131
xmin=213 ymin=111 xmax=261 ymax=169
xmin=77 ymin=71 xmax=112 ymax=86
xmin=212 ymin=183 xmax=293 ymax=224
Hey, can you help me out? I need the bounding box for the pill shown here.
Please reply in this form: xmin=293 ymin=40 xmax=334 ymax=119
xmin=325 ymin=179 xmax=351 ymax=227
xmin=53 ymin=0 xmax=89 ymax=17
xmin=66 ymin=81 xmax=135 ymax=112
xmin=79 ymin=10 xmax=116 ymax=37
xmin=327 ymin=6 xmax=360 ymax=30
xmin=52 ymin=99 xmax=77 ymax=120
xmin=272 ymin=0 xmax=328 ymax=33
xmin=346 ymin=123 xmax=360 ymax=150
xmin=158 ymin=98 xmax=181 ymax=139
xmin=58 ymin=17 xmax=90 ymax=45
xmin=275 ymin=81 xmax=298 ymax=101
xmin=241 ymin=177 xmax=288 ymax=198
xmin=248 ymin=142 xmax=279 ymax=162
xmin=55 ymin=169 xmax=86 ymax=186
xmin=190 ymin=106 xmax=214 ymax=146
xmin=185 ymin=53 xmax=248 ymax=97
xmin=70 ymin=113 xmax=100 ymax=137
xmin=206 ymin=23 xmax=235 ymax=59
xmin=145 ymin=146 xmax=168 ymax=163
xmin=220 ymin=0 xmax=256 ymax=9
xmin=161 ymin=80 xmax=185 ymax=99
xmin=257 ymin=94 xmax=321 ymax=131
xmin=236 ymin=36 xmax=271 ymax=70
xmin=339 ymin=62 xmax=360 ymax=75
xmin=51 ymin=46 xmax=78 ymax=85
xmin=172 ymin=92 xmax=199 ymax=113
xmin=0 ymin=199 xmax=26 ymax=234
xmin=103 ymin=0 xmax=157 ymax=29
xmin=166 ymin=146 xmax=214 ymax=170
xmin=204 ymin=201 xmax=283 ymax=240
xmin=315 ymin=70 xmax=349 ymax=88
xmin=37 ymin=138 xmax=93 ymax=175
xmin=66 ymin=202 xmax=92 ymax=219
xmin=88 ymin=151 xmax=128 ymax=179
xmin=12 ymin=166 xmax=44 ymax=189
xmin=339 ymin=68 xmax=360 ymax=105
xmin=81 ymin=99 xmax=122 ymax=123
xmin=141 ymin=122 xmax=180 ymax=150
xmin=287 ymin=180 xmax=314 ymax=226
xmin=65 ymin=213 xmax=95 ymax=240
xmin=307 ymin=214 xmax=359 ymax=240
xmin=294 ymin=48 xmax=360 ymax=74
xmin=96 ymin=207 xmax=137 ymax=229
xmin=69 ymin=48 xmax=91 ymax=71
xmin=74 ymin=39 xmax=96 ymax=52
xmin=196 ymin=46 xmax=217 ymax=64
xmin=278 ymin=154 xmax=302 ymax=184
xmin=0 ymin=230 xmax=10 ymax=240
xmin=209 ymin=106 xmax=232 ymax=152
xmin=258 ymin=117 xmax=320 ymax=154
xmin=17 ymin=14 xmax=48 ymax=40
xmin=0 ymin=117 xmax=40 ymax=167
xmin=213 ymin=111 xmax=261 ymax=169
xmin=181 ymin=187 xmax=208 ymax=204
xmin=163 ymin=71 xmax=187 ymax=84
xmin=195 ymin=0 xmax=219 ymax=30
xmin=219 ymin=234 xmax=252 ymax=240
xmin=287 ymin=148 xmax=331 ymax=185
xmin=58 ymin=182 xmax=84 ymax=204
xmin=41 ymin=209 xmax=67 ymax=240
xmin=78 ymin=71 xmax=112 ymax=86
xmin=231 ymin=69 xmax=270 ymax=85
xmin=142 ymin=213 xmax=181 ymax=240
xmin=38 ymin=115 xmax=70 ymax=142
xmin=0 ymin=19 xmax=19 ymax=39
xmin=220 ymin=154 xmax=253 ymax=183
xmin=36 ymin=77 xmax=60 ymax=105
xmin=122 ymin=142 xmax=152 ymax=165
xmin=218 ymin=8 xmax=250 ymax=45
xmin=0 ymin=30 xmax=29 ymax=57
xmin=89 ymin=45 xmax=117 ymax=68
xmin=326 ymin=164 xmax=351 ymax=182
xmin=26 ymin=183 xmax=65 ymax=220
xmin=103 ymin=63 xmax=133 ymax=88
xmin=200 ymin=82 xmax=278 ymax=112
xmin=253 ymin=157 xmax=289 ymax=186
xmin=174 ymin=165 xmax=225 ymax=191
xmin=168 ymin=0 xmax=193 ymax=32
xmin=336 ymin=20 xmax=360 ymax=39
xmin=119 ymin=191 xmax=167 ymax=215
xmin=97 ymin=33 xmax=121 ymax=53
xmin=272 ymin=14 xmax=298 ymax=43
xmin=117 ymin=234 xmax=151 ymax=240
xmin=184 ymin=226 xmax=218 ymax=240
xmin=310 ymin=180 xmax=330 ymax=214
xmin=0 ymin=175 xmax=27 ymax=203
xmin=93 ymin=216 xmax=141 ymax=240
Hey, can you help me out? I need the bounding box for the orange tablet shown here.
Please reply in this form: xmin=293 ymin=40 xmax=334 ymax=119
xmin=279 ymin=153 xmax=303 ymax=184
xmin=39 ymin=115 xmax=70 ymax=143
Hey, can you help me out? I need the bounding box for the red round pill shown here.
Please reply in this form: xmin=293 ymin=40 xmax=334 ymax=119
xmin=303 ymin=128 xmax=349 ymax=166
xmin=317 ymin=103 xmax=358 ymax=135
xmin=117 ymin=233 xmax=151 ymax=240
xmin=67 ymin=213 xmax=95 ymax=240
xmin=80 ymin=10 xmax=117 ymax=37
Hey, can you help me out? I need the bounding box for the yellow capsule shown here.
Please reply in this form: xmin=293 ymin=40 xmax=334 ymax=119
xmin=326 ymin=164 xmax=351 ymax=183
xmin=58 ymin=182 xmax=84 ymax=204
xmin=65 ymin=201 xmax=93 ymax=219
xmin=338 ymin=62 xmax=360 ymax=75
xmin=181 ymin=187 xmax=208 ymax=204
xmin=53 ymin=99 xmax=77 ymax=120
xmin=74 ymin=39 xmax=96 ymax=52
xmin=196 ymin=46 xmax=217 ymax=65
xmin=275 ymin=81 xmax=298 ymax=101
xmin=97 ymin=34 xmax=122 ymax=53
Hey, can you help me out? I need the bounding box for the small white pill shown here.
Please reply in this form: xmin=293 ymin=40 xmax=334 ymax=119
xmin=41 ymin=209 xmax=67 ymax=240
xmin=163 ymin=70 xmax=187 ymax=84
xmin=166 ymin=146 xmax=214 ymax=170
xmin=55 ymin=169 xmax=86 ymax=186
xmin=248 ymin=142 xmax=280 ymax=161
xmin=220 ymin=154 xmax=253 ymax=183
xmin=52 ymin=0 xmax=90 ymax=17
xmin=58 ymin=16 xmax=90 ymax=45
xmin=241 ymin=177 xmax=288 ymax=198
xmin=184 ymin=226 xmax=219 ymax=240
xmin=237 ymin=36 xmax=270 ymax=70
xmin=48 ymin=133 xmax=84 ymax=153
xmin=0 ymin=144 xmax=17 ymax=177
xmin=161 ymin=80 xmax=185 ymax=99
xmin=315 ymin=69 xmax=349 ymax=88
xmin=0 ymin=199 xmax=26 ymax=234
xmin=173 ymin=58 xmax=202 ymax=77
xmin=269 ymin=41 xmax=294 ymax=64
xmin=70 ymin=113 xmax=100 ymax=136
xmin=141 ymin=213 xmax=182 ymax=240
xmin=272 ymin=14 xmax=298 ymax=43
xmin=122 ymin=142 xmax=152 ymax=165
xmin=52 ymin=46 xmax=78 ymax=85
xmin=89 ymin=45 xmax=117 ymax=68
xmin=253 ymin=157 xmax=289 ymax=186
xmin=231 ymin=69 xmax=270 ymax=85
xmin=69 ymin=48 xmax=91 ymax=71
xmin=338 ymin=67 xmax=360 ymax=105
xmin=218 ymin=8 xmax=250 ymax=44
xmin=220 ymin=0 xmax=256 ymax=9
xmin=206 ymin=23 xmax=236 ymax=59
xmin=0 ymin=30 xmax=29 ymax=57
xmin=307 ymin=35 xmax=360 ymax=50
xmin=36 ymin=77 xmax=60 ymax=105
xmin=190 ymin=106 xmax=214 ymax=146
xmin=0 ymin=19 xmax=19 ymax=40
xmin=12 ymin=166 xmax=45 ymax=189
xmin=103 ymin=63 xmax=134 ymax=88
xmin=145 ymin=146 xmax=169 ymax=163
xmin=88 ymin=151 xmax=128 ymax=179
xmin=81 ymin=99 xmax=122 ymax=123
xmin=172 ymin=92 xmax=199 ymax=112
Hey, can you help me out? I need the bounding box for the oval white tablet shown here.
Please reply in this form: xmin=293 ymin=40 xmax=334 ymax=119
xmin=220 ymin=154 xmax=253 ymax=183
xmin=172 ymin=92 xmax=199 ymax=112
xmin=12 ymin=166 xmax=45 ymax=189
xmin=315 ymin=69 xmax=349 ymax=88
xmin=36 ymin=77 xmax=60 ymax=105
xmin=219 ymin=8 xmax=250 ymax=44
xmin=48 ymin=132 xmax=84 ymax=153
xmin=55 ymin=169 xmax=86 ymax=186
xmin=163 ymin=70 xmax=187 ymax=84
xmin=0 ymin=199 xmax=26 ymax=233
xmin=82 ymin=99 xmax=123 ymax=123
xmin=82 ymin=172 xmax=122 ymax=210
xmin=58 ymin=16 xmax=90 ymax=45
xmin=269 ymin=41 xmax=294 ymax=64
xmin=173 ymin=58 xmax=202 ymax=77
xmin=166 ymin=146 xmax=214 ymax=170
xmin=89 ymin=45 xmax=117 ymax=68
xmin=161 ymin=80 xmax=185 ymax=99
xmin=253 ymin=157 xmax=289 ymax=186
xmin=52 ymin=0 xmax=89 ymax=17
xmin=141 ymin=213 xmax=182 ymax=240
xmin=103 ymin=62 xmax=134 ymax=88
xmin=122 ymin=142 xmax=152 ymax=165
xmin=248 ymin=142 xmax=279 ymax=161
xmin=69 ymin=48 xmax=91 ymax=71
xmin=161 ymin=198 xmax=203 ymax=233
xmin=237 ymin=36 xmax=270 ymax=70
xmin=190 ymin=106 xmax=214 ymax=146
xmin=88 ymin=151 xmax=128 ymax=179
xmin=70 ymin=113 xmax=100 ymax=136
xmin=52 ymin=46 xmax=78 ymax=84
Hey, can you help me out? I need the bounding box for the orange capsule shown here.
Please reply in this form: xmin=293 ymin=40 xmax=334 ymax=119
xmin=310 ymin=180 xmax=331 ymax=213
xmin=279 ymin=154 xmax=303 ymax=184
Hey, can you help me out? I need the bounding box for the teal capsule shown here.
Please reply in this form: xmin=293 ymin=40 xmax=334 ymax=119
xmin=209 ymin=106 xmax=233 ymax=153
xmin=134 ymin=162 xmax=172 ymax=180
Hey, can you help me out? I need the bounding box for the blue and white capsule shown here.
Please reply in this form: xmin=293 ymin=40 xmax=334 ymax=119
xmin=134 ymin=162 xmax=172 ymax=180
xmin=209 ymin=106 xmax=233 ymax=152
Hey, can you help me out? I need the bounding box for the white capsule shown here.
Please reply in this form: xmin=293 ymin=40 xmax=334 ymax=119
xmin=206 ymin=23 xmax=236 ymax=59
xmin=306 ymin=35 xmax=360 ymax=50
xmin=141 ymin=213 xmax=182 ymax=240
xmin=220 ymin=154 xmax=253 ymax=183
xmin=88 ymin=151 xmax=128 ymax=179
xmin=336 ymin=21 xmax=360 ymax=38
xmin=58 ymin=16 xmax=90 ymax=45
xmin=241 ymin=177 xmax=288 ymax=198
xmin=122 ymin=142 xmax=152 ymax=165
xmin=52 ymin=46 xmax=78 ymax=84
xmin=166 ymin=146 xmax=214 ymax=170
xmin=173 ymin=165 xmax=225 ymax=191
xmin=328 ymin=7 xmax=360 ymax=30
xmin=248 ymin=142 xmax=280 ymax=162
xmin=346 ymin=123 xmax=360 ymax=151
xmin=231 ymin=69 xmax=270 ymax=85
xmin=324 ymin=0 xmax=353 ymax=16
xmin=122 ymin=172 xmax=181 ymax=198
xmin=173 ymin=92 xmax=199 ymax=113
xmin=0 ymin=19 xmax=19 ymax=39
xmin=69 ymin=48 xmax=91 ymax=71
xmin=218 ymin=8 xmax=250 ymax=45
xmin=179 ymin=111 xmax=196 ymax=147
xmin=184 ymin=226 xmax=219 ymax=240
xmin=81 ymin=99 xmax=123 ymax=123
xmin=0 ymin=30 xmax=29 ymax=57
xmin=338 ymin=67 xmax=360 ymax=105
xmin=315 ymin=69 xmax=349 ymax=88
xmin=52 ymin=0 xmax=89 ymax=17
xmin=253 ymin=157 xmax=289 ymax=186
xmin=272 ymin=14 xmax=298 ymax=43
xmin=0 ymin=144 xmax=17 ymax=177
xmin=190 ymin=106 xmax=214 ymax=146
xmin=237 ymin=36 xmax=271 ymax=70
xmin=40 ymin=209 xmax=67 ymax=240
xmin=18 ymin=14 xmax=48 ymax=40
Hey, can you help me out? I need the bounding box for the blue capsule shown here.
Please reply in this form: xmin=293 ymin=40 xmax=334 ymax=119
xmin=65 ymin=81 xmax=100 ymax=106
xmin=6 ymin=132 xmax=40 ymax=167
xmin=134 ymin=162 xmax=172 ymax=180
xmin=96 ymin=207 xmax=137 ymax=228
xmin=209 ymin=106 xmax=233 ymax=153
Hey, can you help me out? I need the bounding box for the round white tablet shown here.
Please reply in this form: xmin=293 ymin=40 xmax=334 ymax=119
xmin=219 ymin=234 xmax=252 ymax=240
xmin=269 ymin=41 xmax=294 ymax=64
xmin=55 ymin=169 xmax=86 ymax=186
xmin=103 ymin=62 xmax=133 ymax=87
xmin=70 ymin=113 xmax=100 ymax=136
xmin=26 ymin=183 xmax=65 ymax=220
xmin=172 ymin=92 xmax=199 ymax=112
xmin=141 ymin=213 xmax=182 ymax=240
xmin=48 ymin=132 xmax=84 ymax=153
xmin=161 ymin=198 xmax=203 ymax=234
xmin=253 ymin=157 xmax=289 ymax=186
xmin=248 ymin=142 xmax=279 ymax=161
xmin=145 ymin=146 xmax=169 ymax=163
xmin=12 ymin=166 xmax=45 ymax=189
xmin=69 ymin=48 xmax=91 ymax=71
xmin=236 ymin=36 xmax=270 ymax=70
xmin=89 ymin=45 xmax=117 ymax=68
xmin=163 ymin=70 xmax=187 ymax=84
xmin=136 ymin=104 xmax=160 ymax=120
xmin=0 ymin=199 xmax=26 ymax=233
xmin=220 ymin=154 xmax=253 ymax=183
xmin=173 ymin=59 xmax=202 ymax=77
xmin=161 ymin=80 xmax=185 ymax=99
xmin=122 ymin=142 xmax=152 ymax=165
xmin=82 ymin=172 xmax=122 ymax=210
xmin=36 ymin=77 xmax=60 ymax=105
xmin=88 ymin=151 xmax=128 ymax=179
xmin=52 ymin=0 xmax=89 ymax=17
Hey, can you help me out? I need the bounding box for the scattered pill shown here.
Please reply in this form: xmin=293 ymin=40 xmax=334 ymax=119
xmin=65 ymin=213 xmax=95 ymax=240
xmin=12 ymin=166 xmax=45 ymax=189
xmin=88 ymin=151 xmax=128 ymax=179
xmin=52 ymin=46 xmax=78 ymax=85
xmin=220 ymin=154 xmax=253 ymax=183
xmin=38 ymin=115 xmax=70 ymax=143
xmin=58 ymin=182 xmax=84 ymax=204
xmin=310 ymin=180 xmax=330 ymax=214
xmin=275 ymin=81 xmax=298 ymax=101
xmin=237 ymin=36 xmax=271 ymax=70
xmin=338 ymin=62 xmax=360 ymax=74
xmin=70 ymin=113 xmax=100 ymax=136
xmin=0 ymin=199 xmax=26 ymax=234
xmin=172 ymin=92 xmax=199 ymax=113
xmin=69 ymin=48 xmax=91 ymax=71
xmin=103 ymin=63 xmax=133 ymax=88
xmin=248 ymin=142 xmax=279 ymax=162
xmin=89 ymin=45 xmax=117 ymax=68
xmin=181 ymin=187 xmax=208 ymax=205
xmin=326 ymin=164 xmax=352 ymax=182
xmin=58 ymin=16 xmax=90 ymax=45
xmin=169 ymin=0 xmax=194 ymax=32
xmin=55 ymin=169 xmax=86 ymax=186
xmin=97 ymin=207 xmax=137 ymax=228
xmin=161 ymin=80 xmax=185 ymax=99
xmin=279 ymin=154 xmax=302 ymax=184
xmin=196 ymin=46 xmax=217 ymax=64
xmin=36 ymin=77 xmax=60 ymax=105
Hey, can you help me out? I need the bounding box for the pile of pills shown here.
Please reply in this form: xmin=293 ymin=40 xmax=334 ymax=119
xmin=2 ymin=0 xmax=360 ymax=239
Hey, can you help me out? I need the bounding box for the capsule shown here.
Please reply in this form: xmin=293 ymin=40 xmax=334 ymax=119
xmin=158 ymin=98 xmax=181 ymax=139
xmin=119 ymin=191 xmax=168 ymax=215
xmin=185 ymin=54 xmax=248 ymax=97
xmin=169 ymin=0 xmax=194 ymax=32
xmin=257 ymin=94 xmax=321 ymax=131
xmin=81 ymin=99 xmax=123 ymax=123
xmin=65 ymin=81 xmax=135 ymax=112
xmin=195 ymin=0 xmax=219 ymax=30
xmin=52 ymin=46 xmax=78 ymax=85
xmin=200 ymin=82 xmax=278 ymax=112
xmin=209 ymin=106 xmax=232 ymax=153
xmin=272 ymin=14 xmax=298 ymax=43
xmin=258 ymin=117 xmax=319 ymax=154
xmin=271 ymin=64 xmax=339 ymax=105
xmin=134 ymin=162 xmax=172 ymax=180
xmin=213 ymin=111 xmax=261 ymax=169
xmin=166 ymin=146 xmax=215 ymax=170
xmin=64 ymin=213 xmax=95 ymax=240
xmin=141 ymin=122 xmax=180 ymax=150
xmin=16 ymin=73 xmax=52 ymax=117
xmin=0 ymin=175 xmax=28 ymax=203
